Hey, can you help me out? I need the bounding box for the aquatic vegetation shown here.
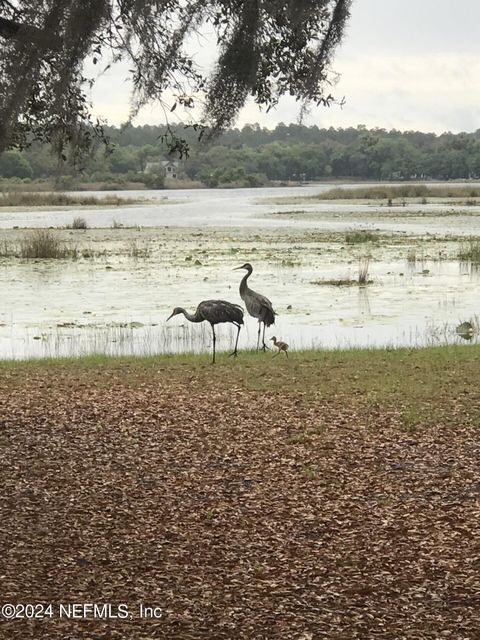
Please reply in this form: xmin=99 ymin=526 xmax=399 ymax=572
xmin=308 ymin=185 xmax=480 ymax=201
xmin=358 ymin=256 xmax=371 ymax=285
xmin=0 ymin=240 xmax=14 ymax=257
xmin=311 ymin=259 xmax=373 ymax=287
xmin=406 ymin=249 xmax=417 ymax=264
xmin=0 ymin=192 xmax=142 ymax=207
xmin=11 ymin=321 xmax=232 ymax=360
xmin=69 ymin=216 xmax=88 ymax=230
xmin=457 ymin=239 xmax=480 ymax=263
xmin=312 ymin=278 xmax=364 ymax=286
xmin=127 ymin=239 xmax=151 ymax=258
xmin=345 ymin=230 xmax=377 ymax=244
xmin=19 ymin=229 xmax=77 ymax=259
xmin=270 ymin=209 xmax=308 ymax=216
xmin=318 ymin=185 xmax=430 ymax=200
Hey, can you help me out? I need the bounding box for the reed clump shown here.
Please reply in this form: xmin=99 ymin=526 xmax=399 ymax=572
xmin=457 ymin=239 xmax=480 ymax=264
xmin=19 ymin=229 xmax=77 ymax=259
xmin=68 ymin=216 xmax=88 ymax=230
xmin=311 ymin=257 xmax=372 ymax=287
xmin=358 ymin=256 xmax=371 ymax=285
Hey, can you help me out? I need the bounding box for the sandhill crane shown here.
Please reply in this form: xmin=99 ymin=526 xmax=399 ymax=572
xmin=167 ymin=299 xmax=244 ymax=364
xmin=234 ymin=263 xmax=276 ymax=351
xmin=270 ymin=336 xmax=288 ymax=357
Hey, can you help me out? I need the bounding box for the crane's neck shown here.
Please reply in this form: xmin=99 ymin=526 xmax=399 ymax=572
xmin=179 ymin=308 xmax=201 ymax=323
xmin=239 ymin=268 xmax=252 ymax=295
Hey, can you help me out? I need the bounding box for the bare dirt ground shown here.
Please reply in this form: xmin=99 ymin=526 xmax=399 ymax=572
xmin=0 ymin=352 xmax=479 ymax=639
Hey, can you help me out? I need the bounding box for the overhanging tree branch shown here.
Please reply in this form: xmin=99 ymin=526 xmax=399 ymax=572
xmin=0 ymin=1 xmax=352 ymax=157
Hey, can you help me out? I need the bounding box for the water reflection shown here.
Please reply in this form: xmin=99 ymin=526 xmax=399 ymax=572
xmin=358 ymin=287 xmax=372 ymax=318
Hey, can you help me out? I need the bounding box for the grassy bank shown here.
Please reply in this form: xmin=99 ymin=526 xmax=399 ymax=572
xmin=1 ymin=345 xmax=479 ymax=638
xmin=2 ymin=344 xmax=480 ymax=426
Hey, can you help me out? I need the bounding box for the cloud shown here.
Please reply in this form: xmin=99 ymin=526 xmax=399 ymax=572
xmin=325 ymin=53 xmax=480 ymax=132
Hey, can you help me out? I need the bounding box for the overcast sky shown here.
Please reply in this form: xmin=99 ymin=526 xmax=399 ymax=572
xmin=90 ymin=0 xmax=480 ymax=134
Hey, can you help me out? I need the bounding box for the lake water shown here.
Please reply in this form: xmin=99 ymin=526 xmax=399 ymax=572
xmin=3 ymin=182 xmax=480 ymax=234
xmin=1 ymin=183 xmax=480 ymax=360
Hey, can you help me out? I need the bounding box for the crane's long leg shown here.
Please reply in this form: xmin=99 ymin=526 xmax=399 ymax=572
xmin=229 ymin=323 xmax=241 ymax=358
xmin=261 ymin=323 xmax=269 ymax=351
xmin=273 ymin=349 xmax=280 ymax=358
xmin=211 ymin=323 xmax=216 ymax=364
xmin=256 ymin=321 xmax=261 ymax=350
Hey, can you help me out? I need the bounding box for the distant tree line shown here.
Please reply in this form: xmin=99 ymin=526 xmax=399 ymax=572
xmin=2 ymin=123 xmax=480 ymax=187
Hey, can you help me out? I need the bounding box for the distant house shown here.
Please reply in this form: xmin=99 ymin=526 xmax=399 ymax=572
xmin=144 ymin=160 xmax=180 ymax=180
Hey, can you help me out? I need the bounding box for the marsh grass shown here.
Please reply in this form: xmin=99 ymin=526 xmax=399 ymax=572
xmin=19 ymin=229 xmax=77 ymax=259
xmin=270 ymin=209 xmax=308 ymax=216
xmin=127 ymin=239 xmax=151 ymax=258
xmin=312 ymin=278 xmax=362 ymax=287
xmin=69 ymin=216 xmax=88 ymax=230
xmin=406 ymin=249 xmax=418 ymax=264
xmin=111 ymin=219 xmax=142 ymax=230
xmin=0 ymin=192 xmax=141 ymax=207
xmin=269 ymin=184 xmax=480 ymax=206
xmin=315 ymin=185 xmax=480 ymax=200
xmin=322 ymin=185 xmax=430 ymax=200
xmin=311 ymin=256 xmax=373 ymax=287
xmin=345 ymin=230 xmax=377 ymax=244
xmin=13 ymin=321 xmax=233 ymax=360
xmin=0 ymin=240 xmax=14 ymax=257
xmin=457 ymin=239 xmax=480 ymax=263
xmin=311 ymin=257 xmax=372 ymax=287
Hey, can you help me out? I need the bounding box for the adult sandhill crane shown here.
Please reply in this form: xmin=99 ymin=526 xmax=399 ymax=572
xmin=234 ymin=263 xmax=275 ymax=351
xmin=167 ymin=299 xmax=244 ymax=364
xmin=270 ymin=336 xmax=289 ymax=357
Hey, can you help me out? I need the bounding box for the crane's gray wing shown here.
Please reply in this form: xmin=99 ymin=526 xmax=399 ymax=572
xmin=197 ymin=300 xmax=244 ymax=324
xmin=244 ymin=290 xmax=276 ymax=325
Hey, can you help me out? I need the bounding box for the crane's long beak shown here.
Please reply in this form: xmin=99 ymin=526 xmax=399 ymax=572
xmin=166 ymin=312 xmax=174 ymax=321
xmin=233 ymin=266 xmax=244 ymax=270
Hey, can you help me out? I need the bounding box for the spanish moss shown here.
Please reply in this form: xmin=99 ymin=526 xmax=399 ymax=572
xmin=0 ymin=0 xmax=351 ymax=155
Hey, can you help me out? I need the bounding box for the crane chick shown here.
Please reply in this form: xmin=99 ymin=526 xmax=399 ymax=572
xmin=270 ymin=336 xmax=289 ymax=358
